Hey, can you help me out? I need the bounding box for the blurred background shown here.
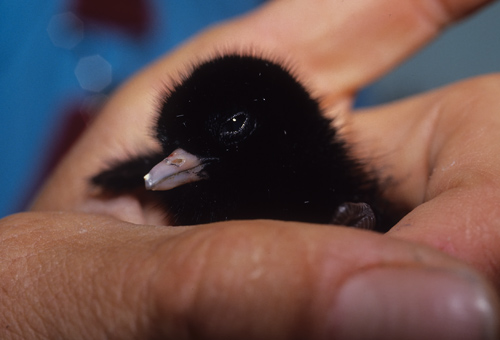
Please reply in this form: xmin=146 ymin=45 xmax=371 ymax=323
xmin=1 ymin=0 xmax=499 ymax=218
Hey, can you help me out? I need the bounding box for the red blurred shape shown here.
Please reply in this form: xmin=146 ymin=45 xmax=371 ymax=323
xmin=74 ymin=0 xmax=151 ymax=36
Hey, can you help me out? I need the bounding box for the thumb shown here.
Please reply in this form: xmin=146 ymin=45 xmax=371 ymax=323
xmin=1 ymin=212 xmax=497 ymax=339
xmin=148 ymin=220 xmax=499 ymax=340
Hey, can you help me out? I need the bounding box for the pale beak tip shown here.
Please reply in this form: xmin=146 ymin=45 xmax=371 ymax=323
xmin=144 ymin=173 xmax=155 ymax=191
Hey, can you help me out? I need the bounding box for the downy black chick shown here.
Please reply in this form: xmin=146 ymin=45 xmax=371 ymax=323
xmin=92 ymin=54 xmax=393 ymax=230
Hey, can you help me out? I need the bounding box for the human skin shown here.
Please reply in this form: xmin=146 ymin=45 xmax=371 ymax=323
xmin=2 ymin=0 xmax=500 ymax=339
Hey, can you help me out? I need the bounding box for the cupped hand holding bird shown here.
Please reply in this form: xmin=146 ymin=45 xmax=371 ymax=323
xmin=2 ymin=0 xmax=500 ymax=339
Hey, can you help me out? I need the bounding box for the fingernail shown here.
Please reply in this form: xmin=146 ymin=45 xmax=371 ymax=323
xmin=328 ymin=267 xmax=499 ymax=340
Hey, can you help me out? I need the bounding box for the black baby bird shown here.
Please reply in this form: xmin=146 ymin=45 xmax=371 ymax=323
xmin=92 ymin=54 xmax=391 ymax=229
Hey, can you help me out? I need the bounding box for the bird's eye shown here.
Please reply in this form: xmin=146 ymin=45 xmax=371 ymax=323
xmin=219 ymin=112 xmax=256 ymax=144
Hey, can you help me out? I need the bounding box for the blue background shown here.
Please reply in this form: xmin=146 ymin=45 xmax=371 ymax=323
xmin=1 ymin=1 xmax=499 ymax=218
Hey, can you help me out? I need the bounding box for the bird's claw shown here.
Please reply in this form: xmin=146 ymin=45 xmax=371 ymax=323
xmin=331 ymin=202 xmax=376 ymax=229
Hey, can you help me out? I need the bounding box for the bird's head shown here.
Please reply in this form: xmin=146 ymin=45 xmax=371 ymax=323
xmin=144 ymin=54 xmax=335 ymax=192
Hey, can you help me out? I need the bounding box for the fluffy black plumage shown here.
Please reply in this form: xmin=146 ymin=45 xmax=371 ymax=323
xmin=92 ymin=54 xmax=393 ymax=230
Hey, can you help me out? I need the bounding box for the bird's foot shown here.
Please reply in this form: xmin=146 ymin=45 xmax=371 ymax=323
xmin=331 ymin=202 xmax=376 ymax=229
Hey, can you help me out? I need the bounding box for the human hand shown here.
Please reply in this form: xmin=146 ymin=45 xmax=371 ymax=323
xmin=3 ymin=0 xmax=499 ymax=338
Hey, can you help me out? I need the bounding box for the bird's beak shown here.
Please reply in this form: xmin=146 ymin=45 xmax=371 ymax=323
xmin=144 ymin=148 xmax=213 ymax=191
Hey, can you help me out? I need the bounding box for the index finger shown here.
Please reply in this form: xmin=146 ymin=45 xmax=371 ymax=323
xmin=190 ymin=0 xmax=493 ymax=101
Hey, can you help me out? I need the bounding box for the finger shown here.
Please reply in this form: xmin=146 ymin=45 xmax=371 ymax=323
xmin=1 ymin=212 xmax=498 ymax=339
xmin=346 ymin=74 xmax=500 ymax=283
xmin=150 ymin=220 xmax=498 ymax=340
xmin=189 ymin=0 xmax=494 ymax=99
